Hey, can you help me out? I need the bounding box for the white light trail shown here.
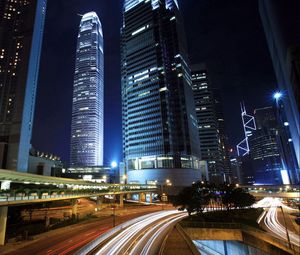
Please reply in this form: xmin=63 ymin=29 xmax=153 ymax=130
xmin=255 ymin=197 xmax=300 ymax=247
xmin=95 ymin=210 xmax=183 ymax=255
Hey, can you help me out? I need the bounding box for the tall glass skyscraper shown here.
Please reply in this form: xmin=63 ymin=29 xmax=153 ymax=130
xmin=0 ymin=0 xmax=47 ymax=171
xmin=121 ymin=0 xmax=201 ymax=189
xmin=259 ymin=1 xmax=300 ymax=178
xmin=249 ymin=107 xmax=284 ymax=185
xmin=191 ymin=64 xmax=231 ymax=183
xmin=70 ymin=12 xmax=104 ymax=167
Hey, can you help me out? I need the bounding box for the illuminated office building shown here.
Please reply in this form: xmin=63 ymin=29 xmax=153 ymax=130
xmin=249 ymin=107 xmax=284 ymax=185
xmin=0 ymin=0 xmax=47 ymax=171
xmin=259 ymin=1 xmax=300 ymax=178
xmin=191 ymin=64 xmax=230 ymax=183
xmin=70 ymin=12 xmax=104 ymax=167
xmin=121 ymin=0 xmax=201 ymax=188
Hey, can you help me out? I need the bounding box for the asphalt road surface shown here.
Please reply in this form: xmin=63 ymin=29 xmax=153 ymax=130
xmin=2 ymin=205 xmax=164 ymax=255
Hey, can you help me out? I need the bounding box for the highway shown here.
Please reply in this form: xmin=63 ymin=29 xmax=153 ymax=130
xmin=255 ymin=197 xmax=300 ymax=247
xmin=1 ymin=205 xmax=163 ymax=255
xmin=84 ymin=210 xmax=186 ymax=255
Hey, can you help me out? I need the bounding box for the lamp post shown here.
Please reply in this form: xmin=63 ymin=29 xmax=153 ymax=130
xmin=156 ymin=179 xmax=172 ymax=210
xmin=278 ymin=206 xmax=292 ymax=250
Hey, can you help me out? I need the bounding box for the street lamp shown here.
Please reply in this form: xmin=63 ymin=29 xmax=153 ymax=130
xmin=273 ymin=91 xmax=283 ymax=101
xmin=111 ymin=161 xmax=117 ymax=168
xmin=278 ymin=206 xmax=292 ymax=250
xmin=160 ymin=179 xmax=172 ymax=210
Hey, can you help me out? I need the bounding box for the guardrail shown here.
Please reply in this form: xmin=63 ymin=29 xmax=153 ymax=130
xmin=0 ymin=188 xmax=157 ymax=206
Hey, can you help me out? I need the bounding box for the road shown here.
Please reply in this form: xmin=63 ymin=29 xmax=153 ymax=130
xmin=255 ymin=197 xmax=300 ymax=247
xmin=21 ymin=198 xmax=96 ymax=221
xmin=1 ymin=205 xmax=164 ymax=255
xmin=81 ymin=210 xmax=186 ymax=255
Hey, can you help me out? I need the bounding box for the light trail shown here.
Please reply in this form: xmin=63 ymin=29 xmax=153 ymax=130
xmin=255 ymin=197 xmax=300 ymax=247
xmin=126 ymin=213 xmax=186 ymax=255
xmin=94 ymin=210 xmax=185 ymax=255
xmin=139 ymin=214 xmax=186 ymax=255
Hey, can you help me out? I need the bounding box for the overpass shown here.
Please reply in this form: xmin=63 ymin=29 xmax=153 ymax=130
xmin=0 ymin=169 xmax=157 ymax=245
xmin=241 ymin=185 xmax=300 ymax=198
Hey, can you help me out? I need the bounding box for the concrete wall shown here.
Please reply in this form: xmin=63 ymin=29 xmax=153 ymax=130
xmin=182 ymin=226 xmax=294 ymax=255
xmin=28 ymin=155 xmax=55 ymax=176
xmin=194 ymin=240 xmax=270 ymax=255
xmin=185 ymin=228 xmax=243 ymax=241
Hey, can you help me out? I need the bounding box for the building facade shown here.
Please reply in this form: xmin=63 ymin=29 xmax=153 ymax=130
xmin=249 ymin=107 xmax=284 ymax=185
xmin=259 ymin=0 xmax=300 ymax=179
xmin=28 ymin=148 xmax=63 ymax=176
xmin=121 ymin=0 xmax=201 ymax=189
xmin=0 ymin=0 xmax=47 ymax=171
xmin=70 ymin=12 xmax=104 ymax=167
xmin=191 ymin=64 xmax=230 ymax=183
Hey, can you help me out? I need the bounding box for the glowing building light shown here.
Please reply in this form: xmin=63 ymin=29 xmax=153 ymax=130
xmin=280 ymin=170 xmax=290 ymax=185
xmin=273 ymin=91 xmax=282 ymax=100
xmin=111 ymin=161 xmax=117 ymax=168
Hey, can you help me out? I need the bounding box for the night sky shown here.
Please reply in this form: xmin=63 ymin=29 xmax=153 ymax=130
xmin=32 ymin=0 xmax=277 ymax=165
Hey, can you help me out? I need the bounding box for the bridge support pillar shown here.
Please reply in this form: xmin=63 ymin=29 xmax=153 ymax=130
xmin=139 ymin=193 xmax=145 ymax=203
xmin=149 ymin=193 xmax=153 ymax=203
xmin=71 ymin=199 xmax=78 ymax=221
xmin=96 ymin=196 xmax=104 ymax=205
xmin=119 ymin=194 xmax=124 ymax=207
xmin=0 ymin=206 xmax=8 ymax=245
xmin=96 ymin=196 xmax=104 ymax=211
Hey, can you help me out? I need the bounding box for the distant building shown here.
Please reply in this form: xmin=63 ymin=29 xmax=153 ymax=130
xmin=121 ymin=0 xmax=201 ymax=189
xmin=229 ymin=157 xmax=242 ymax=184
xmin=63 ymin=166 xmax=116 ymax=183
xmin=70 ymin=12 xmax=104 ymax=167
xmin=28 ymin=148 xmax=63 ymax=176
xmin=249 ymin=107 xmax=284 ymax=185
xmin=0 ymin=0 xmax=47 ymax=171
xmin=259 ymin=0 xmax=300 ymax=175
xmin=191 ymin=64 xmax=230 ymax=183
xmin=119 ymin=162 xmax=126 ymax=184
xmin=213 ymin=88 xmax=232 ymax=181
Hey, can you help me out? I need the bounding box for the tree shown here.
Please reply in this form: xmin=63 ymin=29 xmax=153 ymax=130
xmin=173 ymin=182 xmax=211 ymax=215
xmin=231 ymin=188 xmax=256 ymax=209
xmin=222 ymin=187 xmax=255 ymax=210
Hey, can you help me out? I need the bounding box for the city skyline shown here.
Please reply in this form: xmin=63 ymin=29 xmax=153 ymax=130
xmin=0 ymin=0 xmax=299 ymax=253
xmin=32 ymin=0 xmax=281 ymax=165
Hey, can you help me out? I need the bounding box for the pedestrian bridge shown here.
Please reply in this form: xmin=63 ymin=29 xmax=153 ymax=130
xmin=0 ymin=169 xmax=157 ymax=245
xmin=0 ymin=169 xmax=157 ymax=206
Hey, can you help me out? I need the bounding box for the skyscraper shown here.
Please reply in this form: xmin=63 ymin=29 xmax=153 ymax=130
xmin=121 ymin=0 xmax=201 ymax=188
xmin=249 ymin=107 xmax=284 ymax=185
xmin=213 ymin=88 xmax=232 ymax=181
xmin=70 ymin=12 xmax=104 ymax=167
xmin=259 ymin=0 xmax=300 ymax=173
xmin=0 ymin=0 xmax=47 ymax=171
xmin=191 ymin=64 xmax=229 ymax=183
